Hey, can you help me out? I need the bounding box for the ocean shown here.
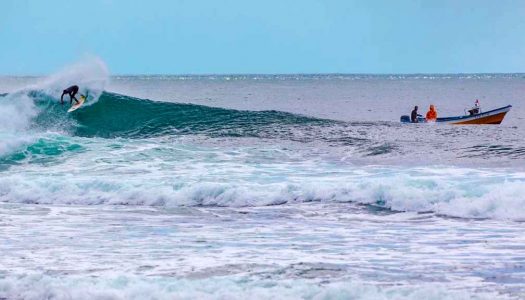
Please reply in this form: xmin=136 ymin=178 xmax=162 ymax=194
xmin=0 ymin=60 xmax=524 ymax=299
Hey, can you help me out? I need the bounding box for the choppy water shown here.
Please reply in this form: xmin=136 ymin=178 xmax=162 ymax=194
xmin=0 ymin=60 xmax=524 ymax=299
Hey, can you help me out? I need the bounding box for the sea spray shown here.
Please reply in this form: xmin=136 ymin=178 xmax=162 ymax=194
xmin=27 ymin=56 xmax=109 ymax=105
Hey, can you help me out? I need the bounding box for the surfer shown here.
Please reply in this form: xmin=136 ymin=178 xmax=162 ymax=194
xmin=61 ymin=85 xmax=80 ymax=105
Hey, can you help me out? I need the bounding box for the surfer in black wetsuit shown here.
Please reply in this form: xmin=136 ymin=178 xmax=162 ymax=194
xmin=61 ymin=85 xmax=79 ymax=105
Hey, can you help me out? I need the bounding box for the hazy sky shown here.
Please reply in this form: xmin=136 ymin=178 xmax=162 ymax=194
xmin=1 ymin=0 xmax=525 ymax=74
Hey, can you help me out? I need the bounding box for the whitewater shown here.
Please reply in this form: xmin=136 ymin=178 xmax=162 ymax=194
xmin=1 ymin=59 xmax=524 ymax=299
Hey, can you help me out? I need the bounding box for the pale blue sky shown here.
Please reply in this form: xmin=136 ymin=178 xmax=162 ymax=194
xmin=1 ymin=0 xmax=525 ymax=74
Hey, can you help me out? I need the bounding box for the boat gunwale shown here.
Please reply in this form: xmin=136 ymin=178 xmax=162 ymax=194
xmin=436 ymin=105 xmax=512 ymax=122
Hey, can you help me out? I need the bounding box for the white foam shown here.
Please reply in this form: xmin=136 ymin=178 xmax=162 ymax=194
xmin=0 ymin=134 xmax=35 ymax=157
xmin=0 ymin=94 xmax=38 ymax=131
xmin=0 ymin=93 xmax=39 ymax=156
xmin=0 ymin=165 xmax=523 ymax=220
xmin=0 ymin=274 xmax=497 ymax=300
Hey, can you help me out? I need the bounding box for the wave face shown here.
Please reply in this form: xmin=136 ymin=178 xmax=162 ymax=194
xmin=1 ymin=89 xmax=331 ymax=140
xmin=68 ymin=92 xmax=330 ymax=138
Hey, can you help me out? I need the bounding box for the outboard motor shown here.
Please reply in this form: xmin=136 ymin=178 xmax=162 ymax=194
xmin=400 ymin=115 xmax=411 ymax=123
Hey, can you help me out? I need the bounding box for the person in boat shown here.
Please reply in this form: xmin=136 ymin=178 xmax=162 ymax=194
xmin=426 ymin=104 xmax=437 ymax=122
xmin=60 ymin=85 xmax=80 ymax=105
xmin=411 ymin=106 xmax=420 ymax=123
xmin=468 ymin=99 xmax=480 ymax=115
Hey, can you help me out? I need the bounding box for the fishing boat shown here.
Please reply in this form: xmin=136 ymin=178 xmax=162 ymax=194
xmin=401 ymin=105 xmax=512 ymax=125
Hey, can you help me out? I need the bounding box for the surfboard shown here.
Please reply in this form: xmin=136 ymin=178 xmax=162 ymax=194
xmin=67 ymin=95 xmax=86 ymax=113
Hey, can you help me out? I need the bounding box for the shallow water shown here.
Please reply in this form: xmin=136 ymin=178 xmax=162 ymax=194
xmin=1 ymin=203 xmax=524 ymax=299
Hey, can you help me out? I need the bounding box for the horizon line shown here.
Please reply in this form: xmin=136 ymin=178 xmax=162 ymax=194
xmin=1 ymin=72 xmax=525 ymax=77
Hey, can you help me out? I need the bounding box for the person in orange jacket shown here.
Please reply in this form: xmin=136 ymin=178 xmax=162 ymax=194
xmin=426 ymin=105 xmax=437 ymax=122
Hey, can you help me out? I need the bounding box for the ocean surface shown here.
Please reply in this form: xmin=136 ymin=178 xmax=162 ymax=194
xmin=1 ymin=60 xmax=524 ymax=299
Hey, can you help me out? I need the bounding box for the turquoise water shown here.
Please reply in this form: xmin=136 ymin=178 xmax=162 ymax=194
xmin=1 ymin=62 xmax=524 ymax=299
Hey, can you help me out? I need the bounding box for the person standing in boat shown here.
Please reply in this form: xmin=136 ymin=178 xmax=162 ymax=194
xmin=411 ymin=106 xmax=420 ymax=123
xmin=426 ymin=105 xmax=437 ymax=122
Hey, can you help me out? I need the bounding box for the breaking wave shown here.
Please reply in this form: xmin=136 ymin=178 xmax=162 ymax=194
xmin=0 ymin=166 xmax=523 ymax=220
xmin=0 ymin=274 xmax=497 ymax=300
